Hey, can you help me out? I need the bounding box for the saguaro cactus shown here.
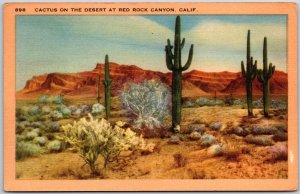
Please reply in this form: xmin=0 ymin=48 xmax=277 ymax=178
xmin=241 ymin=30 xmax=257 ymax=116
xmin=96 ymin=73 xmax=101 ymax=103
xmin=165 ymin=16 xmax=194 ymax=131
xmin=103 ymin=55 xmax=112 ymax=120
xmin=257 ymin=37 xmax=276 ymax=117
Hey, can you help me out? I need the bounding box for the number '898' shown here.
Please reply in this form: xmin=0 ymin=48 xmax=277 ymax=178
xmin=15 ymin=8 xmax=26 ymax=12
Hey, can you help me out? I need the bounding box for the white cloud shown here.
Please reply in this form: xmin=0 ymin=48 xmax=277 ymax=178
xmin=182 ymin=20 xmax=287 ymax=72
xmin=65 ymin=16 xmax=173 ymax=46
xmin=186 ymin=20 xmax=286 ymax=52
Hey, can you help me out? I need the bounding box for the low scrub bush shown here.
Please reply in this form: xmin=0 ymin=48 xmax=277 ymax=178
xmin=63 ymin=114 xmax=144 ymax=174
xmin=173 ymin=152 xmax=187 ymax=167
xmin=33 ymin=136 xmax=48 ymax=146
xmin=49 ymin=95 xmax=64 ymax=104
xmin=245 ymin=135 xmax=273 ymax=146
xmin=57 ymin=105 xmax=71 ymax=118
xmin=196 ymin=97 xmax=224 ymax=107
xmin=46 ymin=122 xmax=61 ymax=133
xmin=121 ymin=80 xmax=170 ymax=129
xmin=47 ymin=140 xmax=62 ymax=152
xmin=222 ymin=144 xmax=242 ymax=161
xmin=51 ymin=110 xmax=64 ymax=121
xmin=16 ymin=141 xmax=41 ymax=160
xmin=273 ymin=133 xmax=288 ymax=142
xmin=28 ymin=106 xmax=41 ymax=116
xmin=91 ymin=103 xmax=104 ymax=115
xmin=38 ymin=95 xmax=49 ymax=104
xmin=25 ymin=131 xmax=39 ymax=141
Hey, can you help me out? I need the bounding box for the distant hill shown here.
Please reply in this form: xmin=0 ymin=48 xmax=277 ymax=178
xmin=16 ymin=62 xmax=287 ymax=99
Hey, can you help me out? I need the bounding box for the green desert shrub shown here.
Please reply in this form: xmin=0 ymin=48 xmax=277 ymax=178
xmin=33 ymin=136 xmax=48 ymax=146
xmin=91 ymin=103 xmax=104 ymax=115
xmin=28 ymin=105 xmax=42 ymax=116
xmin=16 ymin=141 xmax=41 ymax=160
xmin=57 ymin=105 xmax=71 ymax=118
xmin=121 ymin=80 xmax=171 ymax=129
xmin=195 ymin=97 xmax=224 ymax=107
xmin=41 ymin=106 xmax=52 ymax=115
xmin=49 ymin=95 xmax=64 ymax=104
xmin=245 ymin=135 xmax=273 ymax=146
xmin=51 ymin=110 xmax=64 ymax=121
xmin=38 ymin=95 xmax=49 ymax=104
xmin=25 ymin=131 xmax=39 ymax=141
xmin=63 ymin=114 xmax=144 ymax=174
xmin=16 ymin=134 xmax=26 ymax=142
xmin=47 ymin=140 xmax=63 ymax=152
xmin=46 ymin=122 xmax=60 ymax=133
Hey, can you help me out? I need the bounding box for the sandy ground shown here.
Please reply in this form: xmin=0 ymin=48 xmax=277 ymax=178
xmin=16 ymin=106 xmax=288 ymax=180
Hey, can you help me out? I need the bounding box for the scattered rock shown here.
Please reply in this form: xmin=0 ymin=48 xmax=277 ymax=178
xmin=245 ymin=135 xmax=273 ymax=146
xmin=207 ymin=144 xmax=224 ymax=157
xmin=209 ymin=121 xmax=223 ymax=131
xmin=200 ymin=134 xmax=216 ymax=147
xmin=250 ymin=125 xmax=279 ymax=135
xmin=273 ymin=133 xmax=288 ymax=142
xmin=232 ymin=127 xmax=250 ymax=137
xmin=188 ymin=124 xmax=205 ymax=134
xmin=268 ymin=143 xmax=288 ymax=161
xmin=168 ymin=135 xmax=181 ymax=145
xmin=189 ymin=131 xmax=202 ymax=140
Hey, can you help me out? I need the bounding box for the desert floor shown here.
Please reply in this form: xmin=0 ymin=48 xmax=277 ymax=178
xmin=16 ymin=103 xmax=288 ymax=180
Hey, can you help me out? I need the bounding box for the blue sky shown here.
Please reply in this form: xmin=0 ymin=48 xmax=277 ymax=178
xmin=16 ymin=15 xmax=287 ymax=90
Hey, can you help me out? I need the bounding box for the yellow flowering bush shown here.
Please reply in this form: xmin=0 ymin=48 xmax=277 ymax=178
xmin=62 ymin=114 xmax=143 ymax=174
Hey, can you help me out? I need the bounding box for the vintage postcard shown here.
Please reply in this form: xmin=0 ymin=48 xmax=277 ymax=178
xmin=3 ymin=2 xmax=298 ymax=191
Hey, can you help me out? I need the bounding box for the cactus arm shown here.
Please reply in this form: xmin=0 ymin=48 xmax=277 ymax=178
xmin=267 ymin=63 xmax=275 ymax=78
xmin=165 ymin=47 xmax=174 ymax=71
xmin=272 ymin=65 xmax=276 ymax=74
xmin=241 ymin=61 xmax=246 ymax=77
xmin=181 ymin=44 xmax=194 ymax=71
xmin=257 ymin=70 xmax=264 ymax=83
xmin=181 ymin=38 xmax=185 ymax=49
xmin=167 ymin=39 xmax=173 ymax=51
xmin=103 ymin=79 xmax=112 ymax=86
xmin=250 ymin=60 xmax=257 ymax=80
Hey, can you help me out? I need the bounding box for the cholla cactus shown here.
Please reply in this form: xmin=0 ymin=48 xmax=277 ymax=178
xmin=62 ymin=114 xmax=143 ymax=174
xmin=121 ymin=80 xmax=170 ymax=129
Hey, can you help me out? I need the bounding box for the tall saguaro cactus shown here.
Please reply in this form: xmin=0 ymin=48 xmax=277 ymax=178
xmin=103 ymin=55 xmax=112 ymax=120
xmin=257 ymin=37 xmax=276 ymax=117
xmin=165 ymin=16 xmax=194 ymax=131
xmin=96 ymin=73 xmax=101 ymax=103
xmin=241 ymin=30 xmax=257 ymax=116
